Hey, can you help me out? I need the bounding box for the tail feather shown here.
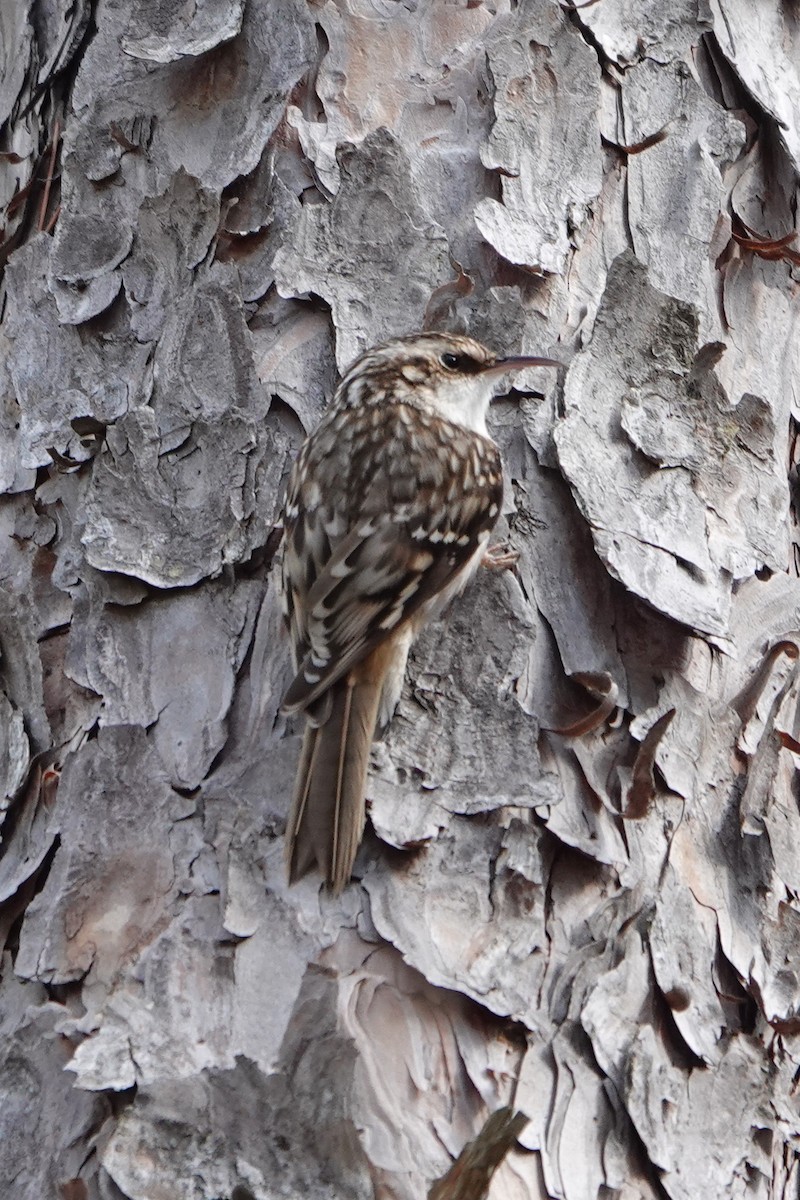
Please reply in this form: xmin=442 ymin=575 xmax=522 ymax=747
xmin=285 ymin=672 xmax=383 ymax=894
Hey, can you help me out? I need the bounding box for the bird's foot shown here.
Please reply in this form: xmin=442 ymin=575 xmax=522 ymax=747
xmin=483 ymin=541 xmax=519 ymax=571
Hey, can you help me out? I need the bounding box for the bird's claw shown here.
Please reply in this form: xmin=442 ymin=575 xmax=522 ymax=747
xmin=482 ymin=541 xmax=519 ymax=571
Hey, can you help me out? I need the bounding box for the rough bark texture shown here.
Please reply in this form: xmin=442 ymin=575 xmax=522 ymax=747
xmin=2 ymin=2 xmax=800 ymax=1198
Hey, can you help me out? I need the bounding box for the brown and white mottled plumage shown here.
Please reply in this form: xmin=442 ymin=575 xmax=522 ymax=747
xmin=280 ymin=332 xmax=560 ymax=893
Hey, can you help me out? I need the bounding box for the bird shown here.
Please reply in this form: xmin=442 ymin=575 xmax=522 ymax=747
xmin=279 ymin=331 xmax=561 ymax=893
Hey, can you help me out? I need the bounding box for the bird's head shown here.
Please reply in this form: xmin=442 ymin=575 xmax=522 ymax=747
xmin=337 ymin=332 xmax=561 ymax=436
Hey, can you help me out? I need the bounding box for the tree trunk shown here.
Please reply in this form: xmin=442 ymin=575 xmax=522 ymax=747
xmin=2 ymin=2 xmax=800 ymax=1198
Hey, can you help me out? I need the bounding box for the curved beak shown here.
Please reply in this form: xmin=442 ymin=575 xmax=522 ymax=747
xmin=488 ymin=355 xmax=564 ymax=373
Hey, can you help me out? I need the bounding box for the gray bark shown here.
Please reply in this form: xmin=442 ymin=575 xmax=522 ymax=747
xmin=2 ymin=1 xmax=800 ymax=1198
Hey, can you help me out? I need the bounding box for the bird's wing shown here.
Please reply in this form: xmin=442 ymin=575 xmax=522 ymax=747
xmin=280 ymin=402 xmax=503 ymax=717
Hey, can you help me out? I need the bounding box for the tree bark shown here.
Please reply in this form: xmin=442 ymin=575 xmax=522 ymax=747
xmin=2 ymin=2 xmax=800 ymax=1198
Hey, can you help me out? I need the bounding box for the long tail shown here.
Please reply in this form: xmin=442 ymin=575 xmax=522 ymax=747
xmin=284 ymin=665 xmax=385 ymax=894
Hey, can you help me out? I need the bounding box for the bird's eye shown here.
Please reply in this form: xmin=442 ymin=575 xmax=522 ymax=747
xmin=440 ymin=351 xmax=483 ymax=375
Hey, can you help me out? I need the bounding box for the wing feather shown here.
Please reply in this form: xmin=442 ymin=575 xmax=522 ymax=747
xmin=280 ymin=402 xmax=503 ymax=716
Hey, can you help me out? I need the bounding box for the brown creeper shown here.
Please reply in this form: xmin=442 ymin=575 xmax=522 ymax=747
xmin=280 ymin=332 xmax=560 ymax=893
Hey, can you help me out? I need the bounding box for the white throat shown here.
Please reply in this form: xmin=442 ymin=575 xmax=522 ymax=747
xmin=429 ymin=374 xmax=497 ymax=437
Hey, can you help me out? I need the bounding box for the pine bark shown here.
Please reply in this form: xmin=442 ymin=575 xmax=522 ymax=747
xmin=2 ymin=2 xmax=800 ymax=1198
